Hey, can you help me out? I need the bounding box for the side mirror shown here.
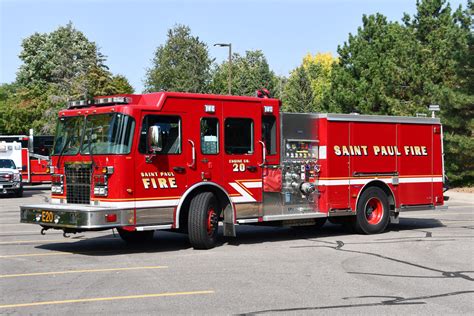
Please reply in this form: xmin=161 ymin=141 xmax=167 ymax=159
xmin=147 ymin=125 xmax=162 ymax=153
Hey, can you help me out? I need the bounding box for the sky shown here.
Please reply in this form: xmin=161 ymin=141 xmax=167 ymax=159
xmin=0 ymin=0 xmax=468 ymax=93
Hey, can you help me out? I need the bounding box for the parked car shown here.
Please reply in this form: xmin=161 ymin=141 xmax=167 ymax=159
xmin=0 ymin=159 xmax=23 ymax=197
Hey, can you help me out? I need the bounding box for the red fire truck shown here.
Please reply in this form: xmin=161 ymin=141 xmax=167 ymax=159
xmin=20 ymin=92 xmax=446 ymax=249
xmin=0 ymin=130 xmax=53 ymax=185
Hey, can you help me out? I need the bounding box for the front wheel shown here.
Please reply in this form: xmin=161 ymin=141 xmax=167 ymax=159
xmin=353 ymin=187 xmax=389 ymax=234
xmin=188 ymin=192 xmax=220 ymax=249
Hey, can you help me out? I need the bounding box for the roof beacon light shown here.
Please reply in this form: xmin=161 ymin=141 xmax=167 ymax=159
xmin=429 ymin=104 xmax=440 ymax=118
xmin=68 ymin=100 xmax=88 ymax=108
xmin=94 ymin=96 xmax=130 ymax=105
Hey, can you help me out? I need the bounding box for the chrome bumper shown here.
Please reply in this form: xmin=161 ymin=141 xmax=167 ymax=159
xmin=20 ymin=204 xmax=134 ymax=230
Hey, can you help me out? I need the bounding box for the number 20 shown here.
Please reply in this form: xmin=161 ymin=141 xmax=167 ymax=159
xmin=232 ymin=163 xmax=246 ymax=172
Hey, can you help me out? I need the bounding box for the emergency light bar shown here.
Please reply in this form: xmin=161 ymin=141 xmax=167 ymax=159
xmin=68 ymin=96 xmax=131 ymax=109
xmin=68 ymin=100 xmax=88 ymax=108
xmin=94 ymin=96 xmax=130 ymax=105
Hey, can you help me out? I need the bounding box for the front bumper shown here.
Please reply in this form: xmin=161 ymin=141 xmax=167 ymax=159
xmin=0 ymin=182 xmax=21 ymax=194
xmin=20 ymin=204 xmax=134 ymax=230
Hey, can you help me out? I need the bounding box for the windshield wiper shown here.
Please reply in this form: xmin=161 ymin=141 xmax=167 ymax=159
xmin=56 ymin=135 xmax=72 ymax=169
xmin=87 ymin=127 xmax=96 ymax=168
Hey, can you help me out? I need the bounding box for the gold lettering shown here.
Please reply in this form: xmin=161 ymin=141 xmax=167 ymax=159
xmin=361 ymin=146 xmax=368 ymax=155
xmin=342 ymin=146 xmax=350 ymax=156
xmin=414 ymin=146 xmax=421 ymax=155
xmin=150 ymin=178 xmax=158 ymax=189
xmin=334 ymin=146 xmax=341 ymax=156
xmin=381 ymin=146 xmax=388 ymax=156
xmin=142 ymin=178 xmax=150 ymax=189
xmin=404 ymin=146 xmax=410 ymax=155
xmin=168 ymin=177 xmax=177 ymax=188
xmin=158 ymin=178 xmax=168 ymax=188
xmin=353 ymin=146 xmax=362 ymax=156
xmin=396 ymin=146 xmax=401 ymax=155
xmin=373 ymin=146 xmax=380 ymax=155
xmin=387 ymin=146 xmax=394 ymax=156
xmin=421 ymin=146 xmax=427 ymax=155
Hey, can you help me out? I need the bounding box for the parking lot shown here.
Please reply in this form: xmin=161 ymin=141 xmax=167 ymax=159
xmin=0 ymin=186 xmax=473 ymax=314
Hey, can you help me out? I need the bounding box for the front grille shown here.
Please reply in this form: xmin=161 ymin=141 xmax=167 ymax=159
xmin=65 ymin=163 xmax=92 ymax=204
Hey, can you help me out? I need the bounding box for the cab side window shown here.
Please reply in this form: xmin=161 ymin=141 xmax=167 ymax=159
xmin=201 ymin=118 xmax=219 ymax=154
xmin=225 ymin=118 xmax=254 ymax=154
xmin=262 ymin=115 xmax=277 ymax=155
xmin=139 ymin=115 xmax=181 ymax=154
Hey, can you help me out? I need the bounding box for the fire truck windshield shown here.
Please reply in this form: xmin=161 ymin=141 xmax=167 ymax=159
xmin=52 ymin=113 xmax=135 ymax=156
xmin=52 ymin=116 xmax=84 ymax=155
xmin=81 ymin=113 xmax=135 ymax=155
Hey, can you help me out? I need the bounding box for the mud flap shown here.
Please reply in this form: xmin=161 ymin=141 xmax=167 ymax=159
xmin=223 ymin=204 xmax=236 ymax=237
xmin=390 ymin=211 xmax=399 ymax=224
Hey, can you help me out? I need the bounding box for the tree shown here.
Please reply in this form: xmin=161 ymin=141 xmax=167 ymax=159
xmin=404 ymin=0 xmax=473 ymax=186
xmin=328 ymin=14 xmax=424 ymax=115
xmin=327 ymin=0 xmax=473 ymax=186
xmin=144 ymin=25 xmax=213 ymax=93
xmin=16 ymin=22 xmax=103 ymax=97
xmin=283 ymin=52 xmax=338 ymax=112
xmin=1 ymin=23 xmax=134 ymax=134
xmin=210 ymin=50 xmax=278 ymax=97
xmin=281 ymin=66 xmax=315 ymax=112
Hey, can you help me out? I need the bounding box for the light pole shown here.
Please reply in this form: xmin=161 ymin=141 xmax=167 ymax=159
xmin=214 ymin=43 xmax=232 ymax=95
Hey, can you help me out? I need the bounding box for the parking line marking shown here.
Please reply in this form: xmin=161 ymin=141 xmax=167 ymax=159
xmin=401 ymin=212 xmax=472 ymax=218
xmin=0 ymin=238 xmax=118 ymax=245
xmin=0 ymin=290 xmax=215 ymax=309
xmin=0 ymin=239 xmax=73 ymax=245
xmin=0 ymin=266 xmax=168 ymax=278
xmin=0 ymin=250 xmax=120 ymax=258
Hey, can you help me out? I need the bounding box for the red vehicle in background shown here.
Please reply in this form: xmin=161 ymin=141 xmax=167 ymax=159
xmin=20 ymin=92 xmax=446 ymax=248
xmin=0 ymin=130 xmax=53 ymax=185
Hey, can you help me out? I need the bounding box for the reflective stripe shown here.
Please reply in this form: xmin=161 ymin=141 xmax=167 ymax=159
xmin=229 ymin=183 xmax=256 ymax=203
xmin=98 ymin=199 xmax=179 ymax=208
xmin=318 ymin=177 xmax=443 ymax=186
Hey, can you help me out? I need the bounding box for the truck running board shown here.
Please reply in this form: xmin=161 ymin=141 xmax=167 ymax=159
xmin=237 ymin=212 xmax=327 ymax=224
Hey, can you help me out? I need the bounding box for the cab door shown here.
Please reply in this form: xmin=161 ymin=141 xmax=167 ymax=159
xmin=134 ymin=112 xmax=188 ymax=225
xmin=222 ymin=101 xmax=263 ymax=219
xmin=185 ymin=101 xmax=223 ymax=186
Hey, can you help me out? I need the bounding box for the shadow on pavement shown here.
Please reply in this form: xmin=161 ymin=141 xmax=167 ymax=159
xmin=34 ymin=217 xmax=444 ymax=256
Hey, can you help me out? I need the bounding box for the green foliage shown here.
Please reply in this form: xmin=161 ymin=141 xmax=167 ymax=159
xmin=327 ymin=0 xmax=473 ymax=186
xmin=17 ymin=22 xmax=101 ymax=95
xmin=283 ymin=52 xmax=338 ymax=112
xmin=281 ymin=66 xmax=315 ymax=112
xmin=210 ymin=50 xmax=278 ymax=97
xmin=1 ymin=23 xmax=134 ymax=135
xmin=144 ymin=24 xmax=213 ymax=93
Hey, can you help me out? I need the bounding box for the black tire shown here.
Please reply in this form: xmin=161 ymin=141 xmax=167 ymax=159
xmin=117 ymin=228 xmax=154 ymax=244
xmin=15 ymin=187 xmax=23 ymax=198
xmin=353 ymin=187 xmax=389 ymax=234
xmin=188 ymin=192 xmax=220 ymax=249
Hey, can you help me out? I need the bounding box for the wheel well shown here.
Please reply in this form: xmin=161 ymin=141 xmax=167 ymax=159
xmin=357 ymin=181 xmax=396 ymax=212
xmin=178 ymin=185 xmax=232 ymax=233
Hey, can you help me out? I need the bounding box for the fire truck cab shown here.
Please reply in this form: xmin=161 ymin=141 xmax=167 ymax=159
xmin=20 ymin=92 xmax=445 ymax=249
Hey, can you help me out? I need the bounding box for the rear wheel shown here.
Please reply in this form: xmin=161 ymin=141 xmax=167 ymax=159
xmin=188 ymin=192 xmax=220 ymax=249
xmin=353 ymin=187 xmax=389 ymax=234
xmin=117 ymin=228 xmax=154 ymax=243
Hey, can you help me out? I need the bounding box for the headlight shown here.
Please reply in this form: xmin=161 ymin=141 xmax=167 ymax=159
xmin=13 ymin=173 xmax=21 ymax=181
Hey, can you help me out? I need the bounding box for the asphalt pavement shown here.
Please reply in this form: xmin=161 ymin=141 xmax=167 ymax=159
xmin=0 ymin=187 xmax=473 ymax=314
